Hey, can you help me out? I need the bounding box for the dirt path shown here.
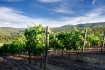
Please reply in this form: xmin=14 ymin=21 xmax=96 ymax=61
xmin=0 ymin=57 xmax=13 ymax=70
xmin=48 ymin=54 xmax=105 ymax=70
xmin=0 ymin=56 xmax=69 ymax=70
xmin=0 ymin=56 xmax=39 ymax=70
xmin=1 ymin=54 xmax=105 ymax=70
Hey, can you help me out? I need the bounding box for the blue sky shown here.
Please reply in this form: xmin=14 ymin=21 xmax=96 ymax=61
xmin=0 ymin=0 xmax=105 ymax=28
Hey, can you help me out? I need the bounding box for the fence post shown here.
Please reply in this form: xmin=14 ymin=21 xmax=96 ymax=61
xmin=44 ymin=26 xmax=49 ymax=70
xmin=81 ymin=29 xmax=87 ymax=59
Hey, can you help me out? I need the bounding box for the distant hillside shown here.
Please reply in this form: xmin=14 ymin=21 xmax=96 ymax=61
xmin=76 ymin=22 xmax=105 ymax=28
xmin=0 ymin=22 xmax=105 ymax=34
xmin=0 ymin=27 xmax=19 ymax=36
xmin=51 ymin=22 xmax=105 ymax=32
xmin=0 ymin=27 xmax=23 ymax=43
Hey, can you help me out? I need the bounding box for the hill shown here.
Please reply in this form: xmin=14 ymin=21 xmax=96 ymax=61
xmin=0 ymin=27 xmax=22 ymax=43
xmin=51 ymin=22 xmax=105 ymax=32
xmin=0 ymin=22 xmax=105 ymax=43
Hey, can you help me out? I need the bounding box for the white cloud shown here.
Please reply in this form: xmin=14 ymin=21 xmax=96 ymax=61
xmin=0 ymin=6 xmax=105 ymax=28
xmin=51 ymin=6 xmax=73 ymax=14
xmin=59 ymin=7 xmax=105 ymax=25
xmin=81 ymin=0 xmax=96 ymax=5
xmin=38 ymin=0 xmax=61 ymax=3
xmin=0 ymin=7 xmax=65 ymax=28
xmin=92 ymin=0 xmax=96 ymax=5
xmin=85 ymin=7 xmax=104 ymax=17
xmin=0 ymin=7 xmax=35 ymax=28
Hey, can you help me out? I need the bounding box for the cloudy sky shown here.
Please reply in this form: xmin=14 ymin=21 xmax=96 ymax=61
xmin=0 ymin=0 xmax=105 ymax=28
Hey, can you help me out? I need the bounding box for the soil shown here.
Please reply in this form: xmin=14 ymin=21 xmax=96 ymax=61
xmin=0 ymin=50 xmax=105 ymax=70
xmin=0 ymin=56 xmax=69 ymax=70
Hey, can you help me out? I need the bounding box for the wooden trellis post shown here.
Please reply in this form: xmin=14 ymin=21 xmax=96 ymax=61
xmin=101 ymin=31 xmax=105 ymax=53
xmin=44 ymin=26 xmax=49 ymax=70
xmin=81 ymin=29 xmax=87 ymax=59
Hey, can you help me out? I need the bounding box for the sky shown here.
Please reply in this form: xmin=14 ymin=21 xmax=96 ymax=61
xmin=0 ymin=0 xmax=105 ymax=28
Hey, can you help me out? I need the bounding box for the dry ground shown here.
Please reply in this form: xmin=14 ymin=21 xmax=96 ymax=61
xmin=0 ymin=49 xmax=105 ymax=70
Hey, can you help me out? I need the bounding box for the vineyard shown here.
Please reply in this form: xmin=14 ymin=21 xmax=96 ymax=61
xmin=0 ymin=24 xmax=105 ymax=70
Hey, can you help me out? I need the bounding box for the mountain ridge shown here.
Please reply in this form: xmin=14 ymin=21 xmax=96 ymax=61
xmin=0 ymin=22 xmax=105 ymax=32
